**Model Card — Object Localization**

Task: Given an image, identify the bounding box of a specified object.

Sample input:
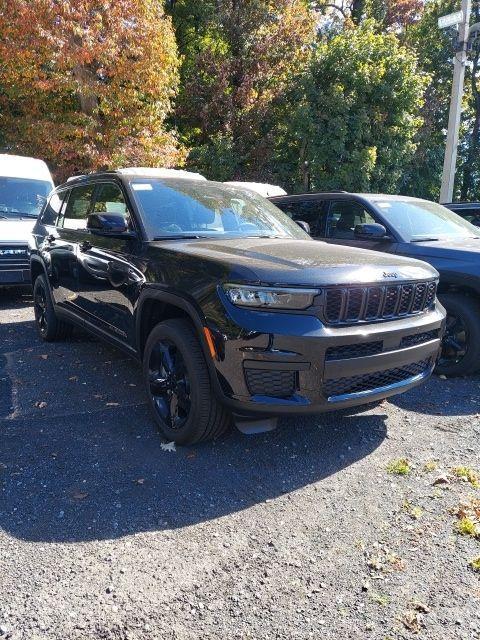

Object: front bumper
[207,297,445,416]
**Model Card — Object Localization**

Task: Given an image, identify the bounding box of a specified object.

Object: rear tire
[143,319,231,445]
[436,293,480,376]
[33,275,72,342]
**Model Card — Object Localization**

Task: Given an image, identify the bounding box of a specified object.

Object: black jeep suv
[271,192,480,377]
[30,170,444,444]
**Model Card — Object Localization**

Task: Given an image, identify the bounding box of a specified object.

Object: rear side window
[40,190,68,226]
[59,184,95,230]
[275,200,326,236]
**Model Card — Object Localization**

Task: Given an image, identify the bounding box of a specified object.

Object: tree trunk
[72,64,99,116]
[350,0,365,24]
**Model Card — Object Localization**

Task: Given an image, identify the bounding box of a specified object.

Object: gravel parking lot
[1,289,480,640]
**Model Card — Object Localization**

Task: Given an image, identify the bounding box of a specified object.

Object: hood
[404,237,480,263]
[0,219,36,243]
[155,237,438,286]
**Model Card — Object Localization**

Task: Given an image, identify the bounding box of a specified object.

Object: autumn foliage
[0,0,182,180]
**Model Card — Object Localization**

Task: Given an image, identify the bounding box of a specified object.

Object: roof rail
[117,167,207,180]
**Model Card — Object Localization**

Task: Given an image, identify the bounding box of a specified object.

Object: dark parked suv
[30,170,444,444]
[444,202,480,227]
[271,192,480,377]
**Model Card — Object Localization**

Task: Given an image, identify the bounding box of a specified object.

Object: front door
[73,182,143,344]
[324,199,397,254]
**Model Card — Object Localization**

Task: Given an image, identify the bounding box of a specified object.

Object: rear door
[47,184,95,309]
[274,198,327,237]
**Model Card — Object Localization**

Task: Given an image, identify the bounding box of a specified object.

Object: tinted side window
[92,183,131,226]
[275,200,325,236]
[40,190,68,226]
[326,200,376,239]
[60,185,95,230]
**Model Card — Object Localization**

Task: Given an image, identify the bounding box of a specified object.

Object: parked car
[271,191,480,376]
[0,154,54,288]
[443,202,480,227]
[30,170,444,444]
[224,181,287,197]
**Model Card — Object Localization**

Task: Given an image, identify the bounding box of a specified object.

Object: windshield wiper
[410,238,440,243]
[152,234,203,240]
[243,235,286,239]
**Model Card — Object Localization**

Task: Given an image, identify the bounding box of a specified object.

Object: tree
[274,22,427,193]
[0,0,182,180]
[168,0,316,181]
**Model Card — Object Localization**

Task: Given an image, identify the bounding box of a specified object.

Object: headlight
[223,284,320,310]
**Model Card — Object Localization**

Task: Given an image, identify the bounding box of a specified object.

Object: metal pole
[439,0,472,203]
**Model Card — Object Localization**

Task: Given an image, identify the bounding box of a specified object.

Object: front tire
[33,275,72,341]
[436,293,480,376]
[143,319,231,445]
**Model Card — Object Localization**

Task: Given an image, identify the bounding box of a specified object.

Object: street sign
[438,10,464,29]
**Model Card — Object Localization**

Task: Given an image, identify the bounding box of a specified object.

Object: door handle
[79,240,92,252]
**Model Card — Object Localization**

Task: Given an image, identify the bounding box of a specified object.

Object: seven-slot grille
[324,280,437,325]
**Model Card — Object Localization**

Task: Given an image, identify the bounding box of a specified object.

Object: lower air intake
[324,358,431,399]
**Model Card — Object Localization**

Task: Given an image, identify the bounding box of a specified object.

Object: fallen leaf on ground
[106,402,119,407]
[69,376,78,382]
[72,491,88,500]
[402,610,422,632]
[412,600,430,614]
[34,401,47,409]
[161,441,176,453]
[134,478,145,485]
[39,354,48,360]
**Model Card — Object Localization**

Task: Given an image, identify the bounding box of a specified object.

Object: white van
[0,154,54,287]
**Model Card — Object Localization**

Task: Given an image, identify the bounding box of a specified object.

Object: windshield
[129,179,308,240]
[0,177,52,218]
[372,199,480,241]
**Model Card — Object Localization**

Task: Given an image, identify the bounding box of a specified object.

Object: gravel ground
[1,289,480,640]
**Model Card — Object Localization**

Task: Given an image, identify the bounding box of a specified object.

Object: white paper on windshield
[377,202,391,208]
[132,183,153,191]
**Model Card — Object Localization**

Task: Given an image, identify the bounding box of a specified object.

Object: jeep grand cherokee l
[272,192,480,377]
[30,169,445,445]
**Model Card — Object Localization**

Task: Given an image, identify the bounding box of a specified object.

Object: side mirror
[296,220,311,235]
[354,222,389,241]
[87,213,129,235]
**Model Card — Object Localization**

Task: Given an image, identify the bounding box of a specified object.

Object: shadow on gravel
[0,405,387,543]
[390,372,480,417]
[0,292,389,543]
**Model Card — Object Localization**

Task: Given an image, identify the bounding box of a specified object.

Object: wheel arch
[135,288,216,367]
[30,256,48,287]
[437,273,480,300]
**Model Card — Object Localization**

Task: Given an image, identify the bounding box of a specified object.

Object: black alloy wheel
[148,339,191,430]
[34,281,48,336]
[438,313,467,368]
[32,274,72,341]
[436,292,480,376]
[142,318,231,444]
